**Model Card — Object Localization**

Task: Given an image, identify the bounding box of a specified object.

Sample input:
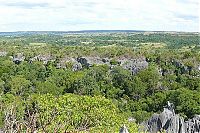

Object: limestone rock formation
[13,53,25,64]
[30,54,54,64]
[140,113,160,133]
[56,57,77,69]
[72,62,82,71]
[77,57,105,67]
[77,56,149,74]
[119,57,148,74]
[55,57,83,71]
[119,125,129,133]
[185,115,200,133]
[102,58,110,64]
[140,101,200,133]
[172,59,194,75]
[198,65,200,71]
[0,51,7,57]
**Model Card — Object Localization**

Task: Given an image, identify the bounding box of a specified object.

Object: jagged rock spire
[139,101,200,133]
[119,124,129,133]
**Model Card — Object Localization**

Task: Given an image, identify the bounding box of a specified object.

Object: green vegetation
[1,93,138,132]
[0,32,199,132]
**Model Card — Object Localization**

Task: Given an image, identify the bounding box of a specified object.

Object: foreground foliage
[0,93,138,132]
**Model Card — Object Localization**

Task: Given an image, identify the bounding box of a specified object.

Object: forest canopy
[0,32,199,132]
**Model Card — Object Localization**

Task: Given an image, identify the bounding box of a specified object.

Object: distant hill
[0,30,146,36]
[0,30,197,37]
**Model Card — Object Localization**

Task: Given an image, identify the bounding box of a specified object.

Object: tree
[168,88,200,118]
[35,80,63,95]
[129,76,147,100]
[1,93,138,132]
[0,79,5,94]
[8,75,31,96]
[137,65,160,95]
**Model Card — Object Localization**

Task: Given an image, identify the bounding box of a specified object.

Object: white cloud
[0,0,199,32]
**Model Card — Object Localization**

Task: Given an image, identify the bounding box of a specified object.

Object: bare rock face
[13,53,25,64]
[56,57,83,71]
[75,56,149,74]
[77,57,105,67]
[172,59,194,74]
[30,54,54,64]
[119,125,129,133]
[140,101,200,133]
[143,113,160,132]
[197,65,200,71]
[119,57,148,74]
[72,62,82,71]
[185,115,200,133]
[0,51,7,57]
[102,58,110,64]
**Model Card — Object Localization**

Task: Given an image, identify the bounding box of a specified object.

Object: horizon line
[0,30,199,33]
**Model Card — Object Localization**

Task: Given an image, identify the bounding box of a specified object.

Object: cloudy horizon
[0,0,199,32]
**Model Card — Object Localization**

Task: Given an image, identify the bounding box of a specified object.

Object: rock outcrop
[30,54,54,64]
[29,55,149,73]
[0,51,7,57]
[139,101,200,133]
[77,57,105,67]
[56,57,83,71]
[119,57,148,74]
[185,115,200,133]
[119,125,129,133]
[197,65,200,71]
[12,53,25,64]
[77,56,148,74]
[72,62,82,71]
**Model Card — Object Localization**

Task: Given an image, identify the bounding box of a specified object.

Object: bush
[1,93,138,132]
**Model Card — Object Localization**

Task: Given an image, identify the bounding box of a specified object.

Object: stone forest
[0,31,199,132]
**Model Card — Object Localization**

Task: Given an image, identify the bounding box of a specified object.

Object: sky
[0,0,199,32]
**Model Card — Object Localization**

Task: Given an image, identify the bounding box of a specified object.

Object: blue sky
[0,0,199,32]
